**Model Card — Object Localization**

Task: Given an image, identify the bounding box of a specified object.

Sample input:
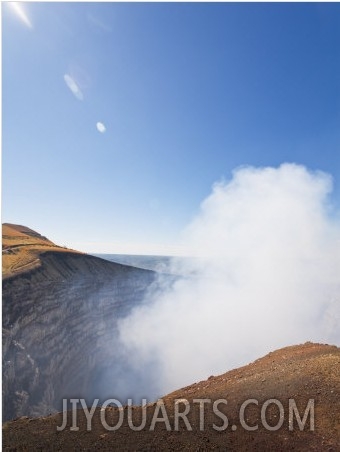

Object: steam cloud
[118,163,340,399]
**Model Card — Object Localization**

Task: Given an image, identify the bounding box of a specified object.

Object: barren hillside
[3,342,340,451]
[2,223,81,279]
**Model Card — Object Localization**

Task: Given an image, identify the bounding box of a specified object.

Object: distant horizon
[85,244,189,257]
[2,220,189,256]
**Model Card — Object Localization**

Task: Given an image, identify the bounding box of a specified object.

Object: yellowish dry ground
[2,223,81,279]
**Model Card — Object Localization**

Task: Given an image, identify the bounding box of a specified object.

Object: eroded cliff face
[2,251,158,421]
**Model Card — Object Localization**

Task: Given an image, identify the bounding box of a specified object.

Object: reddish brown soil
[3,342,340,451]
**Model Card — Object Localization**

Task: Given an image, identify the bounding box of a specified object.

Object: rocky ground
[3,342,340,451]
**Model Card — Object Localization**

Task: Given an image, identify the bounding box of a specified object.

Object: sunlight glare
[9,2,33,29]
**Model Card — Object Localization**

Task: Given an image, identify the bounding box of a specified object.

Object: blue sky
[2,2,340,254]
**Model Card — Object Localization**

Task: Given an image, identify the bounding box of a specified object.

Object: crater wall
[2,252,158,421]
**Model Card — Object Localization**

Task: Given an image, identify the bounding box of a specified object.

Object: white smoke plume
[118,163,340,398]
